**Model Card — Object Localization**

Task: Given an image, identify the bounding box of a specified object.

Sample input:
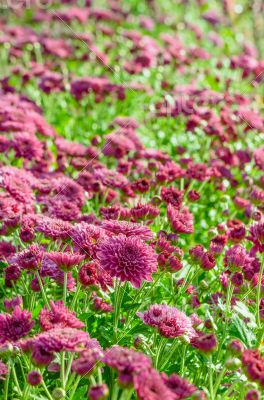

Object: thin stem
[119,388,134,400]
[71,282,81,310]
[213,367,226,398]
[113,280,125,341]
[68,375,81,400]
[41,380,53,400]
[160,338,179,370]
[11,363,22,396]
[61,352,65,390]
[208,356,214,400]
[97,367,103,385]
[36,272,50,309]
[154,337,167,369]
[65,353,75,387]
[111,382,119,400]
[180,343,187,375]
[3,360,10,400]
[63,272,68,304]
[256,256,264,327]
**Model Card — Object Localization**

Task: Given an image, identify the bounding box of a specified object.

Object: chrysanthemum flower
[138,304,196,339]
[103,346,152,387]
[4,296,22,312]
[97,235,157,288]
[36,217,72,240]
[39,300,84,331]
[88,384,109,400]
[167,205,194,234]
[47,251,85,271]
[102,220,153,241]
[191,332,217,353]
[0,306,34,344]
[224,245,247,271]
[134,368,175,400]
[27,370,42,386]
[162,372,198,399]
[17,244,43,271]
[72,347,103,376]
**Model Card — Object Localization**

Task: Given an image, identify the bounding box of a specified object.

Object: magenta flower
[88,384,109,400]
[0,306,34,344]
[103,346,152,386]
[134,368,175,400]
[72,347,103,376]
[138,304,196,339]
[4,296,22,312]
[249,222,264,252]
[102,220,153,241]
[167,205,194,234]
[191,333,217,353]
[47,251,85,271]
[162,372,197,399]
[224,245,247,271]
[27,370,42,386]
[97,235,157,288]
[36,217,72,240]
[17,244,43,271]
[39,300,84,331]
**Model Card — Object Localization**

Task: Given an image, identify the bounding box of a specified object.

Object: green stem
[213,367,226,398]
[71,282,81,310]
[36,272,50,309]
[41,380,53,400]
[154,337,167,369]
[68,375,81,400]
[11,363,22,396]
[256,256,264,327]
[3,361,10,400]
[111,383,119,400]
[180,343,187,375]
[119,388,134,400]
[208,356,214,400]
[63,271,68,304]
[160,338,179,370]
[113,280,125,341]
[65,353,75,387]
[61,352,65,390]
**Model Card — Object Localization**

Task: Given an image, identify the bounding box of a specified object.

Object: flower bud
[27,371,42,386]
[52,388,66,399]
[225,357,241,371]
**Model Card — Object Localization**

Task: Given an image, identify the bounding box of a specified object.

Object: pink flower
[139,304,196,339]
[88,384,109,400]
[17,244,43,271]
[200,252,216,270]
[39,300,84,331]
[134,368,175,400]
[0,361,8,376]
[162,372,197,399]
[224,245,247,270]
[27,370,42,386]
[102,220,153,241]
[191,333,217,353]
[161,186,183,208]
[167,205,194,234]
[97,235,157,288]
[249,222,264,252]
[47,251,85,271]
[4,296,22,312]
[36,217,72,240]
[103,346,152,387]
[72,347,103,375]
[0,306,34,344]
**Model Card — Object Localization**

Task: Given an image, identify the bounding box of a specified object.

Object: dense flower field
[0,0,263,399]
